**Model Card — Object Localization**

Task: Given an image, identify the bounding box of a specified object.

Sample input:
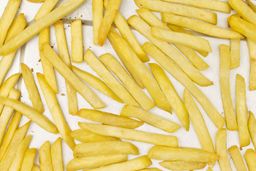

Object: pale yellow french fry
[134,0,217,24]
[108,30,171,111]
[167,24,196,37]
[0,0,86,55]
[42,44,105,109]
[183,90,214,152]
[20,148,37,171]
[207,167,213,171]
[79,123,178,147]
[138,168,161,171]
[160,161,206,170]
[120,105,180,133]
[77,109,143,129]
[71,20,84,63]
[162,13,243,39]
[236,74,250,147]
[34,0,59,20]
[88,156,152,171]
[67,154,128,171]
[84,49,138,106]
[142,42,224,128]
[92,0,103,45]
[71,129,119,143]
[228,146,247,171]
[72,66,121,102]
[28,0,45,2]
[32,165,40,171]
[9,136,32,171]
[128,16,213,87]
[248,112,256,149]
[39,141,53,171]
[216,129,232,171]
[244,149,256,171]
[51,138,64,171]
[230,39,240,69]
[219,45,237,130]
[74,141,139,157]
[0,0,22,46]
[99,53,154,110]
[37,73,75,149]
[148,146,218,163]
[248,39,256,90]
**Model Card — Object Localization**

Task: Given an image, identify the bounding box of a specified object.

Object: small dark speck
[31,68,34,72]
[61,93,65,96]
[38,59,41,62]
[51,45,54,48]
[89,46,92,49]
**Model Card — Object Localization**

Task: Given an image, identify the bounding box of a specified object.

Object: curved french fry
[39,141,53,171]
[228,146,247,171]
[20,148,37,171]
[160,161,206,170]
[51,138,64,171]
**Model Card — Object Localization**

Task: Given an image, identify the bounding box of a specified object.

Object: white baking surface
[0,0,255,170]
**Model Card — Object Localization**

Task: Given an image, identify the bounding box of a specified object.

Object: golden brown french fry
[37,73,75,149]
[0,0,86,55]
[84,49,138,106]
[219,45,237,130]
[216,129,232,171]
[230,39,240,69]
[160,161,206,170]
[244,149,256,171]
[79,123,178,147]
[128,16,213,87]
[248,39,256,90]
[120,105,180,133]
[51,138,64,171]
[77,109,143,129]
[71,20,84,63]
[236,74,250,147]
[183,89,214,152]
[228,146,247,171]
[72,66,121,102]
[99,53,154,110]
[74,141,139,157]
[88,156,152,171]
[9,136,32,171]
[142,42,224,128]
[92,0,103,45]
[42,44,105,109]
[248,112,256,149]
[20,148,37,171]
[134,0,216,24]
[34,0,59,20]
[138,168,161,171]
[67,154,128,171]
[39,141,53,171]
[162,13,243,39]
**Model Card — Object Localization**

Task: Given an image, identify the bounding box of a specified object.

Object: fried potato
[246,0,256,12]
[32,165,40,171]
[20,148,37,171]
[92,0,103,45]
[248,39,256,90]
[230,39,240,69]
[244,149,256,170]
[27,0,45,2]
[39,141,53,171]
[138,168,161,171]
[160,161,206,170]
[51,138,64,171]
[248,112,256,149]
[71,20,84,63]
[34,0,59,20]
[228,146,247,171]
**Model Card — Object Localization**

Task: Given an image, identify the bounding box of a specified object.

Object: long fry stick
[247,39,256,90]
[92,0,103,45]
[228,146,247,171]
[20,148,37,171]
[244,149,256,170]
[34,0,59,20]
[51,138,64,171]
[248,112,256,149]
[39,141,53,171]
[230,39,240,69]
[160,161,206,170]
[71,20,84,63]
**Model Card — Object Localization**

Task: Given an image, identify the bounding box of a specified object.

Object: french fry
[20,148,37,171]
[244,149,256,171]
[248,112,256,149]
[9,136,32,171]
[51,138,64,171]
[79,123,178,147]
[74,141,138,157]
[120,105,180,133]
[0,0,86,55]
[230,39,240,69]
[71,20,84,63]
[216,129,232,171]
[148,146,218,163]
[128,16,213,87]
[207,167,213,171]
[99,53,154,110]
[246,0,256,12]
[72,66,121,102]
[34,0,59,20]
[98,0,122,45]
[39,141,53,171]
[88,156,152,171]
[37,73,75,149]
[219,45,237,130]
[183,90,214,152]
[139,168,161,171]
[32,165,40,171]
[84,49,138,106]
[150,64,189,129]
[247,39,256,90]
[92,0,103,45]
[160,161,206,170]
[108,30,171,111]
[162,13,242,39]
[142,42,224,128]
[42,44,105,109]
[77,109,143,129]
[67,154,128,171]
[28,0,45,2]
[236,74,250,147]
[134,0,217,24]
[228,146,247,171]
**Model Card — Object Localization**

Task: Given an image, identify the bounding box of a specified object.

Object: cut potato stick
[37,73,75,149]
[77,109,143,129]
[88,156,152,171]
[142,42,224,128]
[228,146,247,171]
[134,0,216,24]
[74,141,138,157]
[39,141,53,171]
[42,44,105,109]
[34,0,59,20]
[32,165,40,171]
[236,74,250,147]
[99,53,154,110]
[92,0,103,45]
[160,161,206,170]
[51,138,64,171]
[108,30,171,111]
[72,66,121,102]
[248,39,256,90]
[128,16,213,87]
[120,105,180,133]
[248,112,256,149]
[20,148,37,171]
[219,45,237,130]
[0,0,85,55]
[247,0,256,12]
[79,123,178,147]
[162,13,242,39]
[71,20,84,63]
[84,49,138,106]
[244,149,256,170]
[183,90,214,152]
[230,39,240,69]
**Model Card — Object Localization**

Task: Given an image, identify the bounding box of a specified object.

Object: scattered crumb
[61,93,65,96]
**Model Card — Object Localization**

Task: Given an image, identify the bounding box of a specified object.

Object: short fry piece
[248,39,256,90]
[228,146,247,171]
[160,161,206,170]
[244,149,256,171]
[20,148,37,171]
[230,39,240,69]
[39,141,53,171]
[34,0,59,20]
[71,20,84,63]
[92,0,103,45]
[51,138,64,171]
[248,112,256,149]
